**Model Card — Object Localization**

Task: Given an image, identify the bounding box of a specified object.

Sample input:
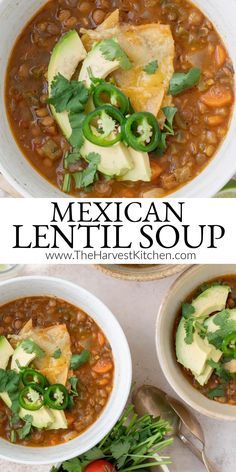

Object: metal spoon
[133,385,217,472]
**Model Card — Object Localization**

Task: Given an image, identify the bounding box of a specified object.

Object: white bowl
[0,0,236,197]
[0,276,132,464]
[156,264,236,421]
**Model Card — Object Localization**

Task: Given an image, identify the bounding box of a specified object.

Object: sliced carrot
[206,115,224,126]
[98,332,105,347]
[200,85,233,107]
[98,378,109,386]
[150,160,162,182]
[92,359,113,374]
[215,45,226,68]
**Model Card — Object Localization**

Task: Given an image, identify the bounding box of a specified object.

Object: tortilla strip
[81,16,175,117]
[81,9,120,51]
[9,321,72,386]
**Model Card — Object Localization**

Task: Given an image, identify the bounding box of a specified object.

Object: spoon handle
[178,433,217,472]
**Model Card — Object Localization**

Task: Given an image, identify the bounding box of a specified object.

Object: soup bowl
[0,0,236,197]
[0,276,132,464]
[156,264,236,421]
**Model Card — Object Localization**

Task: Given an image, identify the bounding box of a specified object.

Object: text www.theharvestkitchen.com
[45,250,197,262]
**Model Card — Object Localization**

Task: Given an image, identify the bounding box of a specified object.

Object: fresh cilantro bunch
[53,405,173,472]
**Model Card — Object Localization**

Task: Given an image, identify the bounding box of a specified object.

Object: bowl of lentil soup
[0,0,235,197]
[0,275,132,464]
[156,265,236,421]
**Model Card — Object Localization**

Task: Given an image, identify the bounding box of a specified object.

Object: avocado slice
[192,285,230,318]
[118,148,151,182]
[11,340,37,373]
[0,392,54,429]
[80,139,133,177]
[48,410,68,430]
[195,347,222,386]
[0,336,14,370]
[48,30,87,138]
[176,285,230,379]
[79,41,120,88]
[176,321,213,376]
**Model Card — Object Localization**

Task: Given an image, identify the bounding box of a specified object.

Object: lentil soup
[0,296,114,446]
[5,0,235,197]
[174,276,236,405]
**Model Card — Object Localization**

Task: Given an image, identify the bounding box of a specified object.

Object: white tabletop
[0,264,235,472]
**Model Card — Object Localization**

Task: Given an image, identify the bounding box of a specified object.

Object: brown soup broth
[0,296,114,446]
[174,276,236,405]
[5,0,235,197]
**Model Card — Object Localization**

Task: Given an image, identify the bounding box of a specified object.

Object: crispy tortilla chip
[81,9,119,51]
[10,321,72,385]
[81,18,175,117]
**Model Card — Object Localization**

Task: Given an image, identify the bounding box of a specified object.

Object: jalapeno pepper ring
[222,332,236,358]
[123,111,161,152]
[19,385,45,411]
[93,84,130,116]
[21,368,48,388]
[44,384,69,410]
[83,105,124,147]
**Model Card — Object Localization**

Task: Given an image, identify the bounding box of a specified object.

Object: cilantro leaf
[18,415,33,440]
[162,107,177,134]
[70,350,90,370]
[69,376,78,396]
[50,468,58,472]
[207,320,236,350]
[169,67,201,96]
[207,386,225,399]
[64,150,81,169]
[182,303,195,319]
[111,439,131,468]
[100,39,132,70]
[83,447,104,462]
[53,348,62,359]
[73,153,101,189]
[184,319,195,345]
[213,309,230,327]
[68,112,86,149]
[207,359,234,382]
[62,458,82,472]
[21,339,45,359]
[48,74,89,113]
[144,60,158,75]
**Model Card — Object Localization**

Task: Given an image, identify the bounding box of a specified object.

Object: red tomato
[85,460,116,472]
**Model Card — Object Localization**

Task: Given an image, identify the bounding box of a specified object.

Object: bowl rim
[155,265,236,421]
[0,275,132,464]
[0,0,236,198]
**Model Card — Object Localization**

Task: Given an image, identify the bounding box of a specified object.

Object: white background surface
[0,264,235,472]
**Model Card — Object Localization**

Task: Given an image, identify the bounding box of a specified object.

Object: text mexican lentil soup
[0,296,114,446]
[5,0,235,197]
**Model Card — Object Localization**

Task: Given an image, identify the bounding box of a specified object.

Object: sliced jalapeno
[123,111,160,152]
[93,83,130,115]
[83,105,124,147]
[21,368,48,388]
[19,385,45,411]
[222,332,236,358]
[44,384,69,410]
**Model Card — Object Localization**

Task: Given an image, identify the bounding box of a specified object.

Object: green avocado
[176,285,230,381]
[80,138,133,177]
[79,41,120,87]
[11,341,37,373]
[118,148,151,182]
[48,30,87,138]
[0,336,14,370]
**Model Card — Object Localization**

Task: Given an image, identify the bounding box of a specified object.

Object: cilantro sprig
[100,39,132,71]
[182,303,196,345]
[70,350,90,370]
[168,67,201,96]
[21,339,45,359]
[156,106,177,155]
[53,405,172,472]
[48,74,89,114]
